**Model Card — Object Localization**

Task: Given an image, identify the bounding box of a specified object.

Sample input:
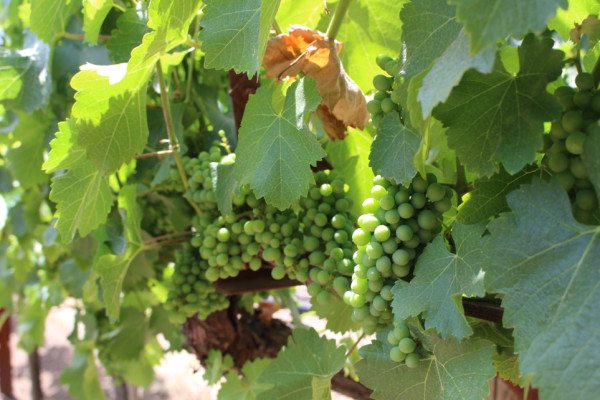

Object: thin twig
[325,0,352,40]
[345,333,366,358]
[145,230,193,245]
[61,31,111,42]
[134,149,174,159]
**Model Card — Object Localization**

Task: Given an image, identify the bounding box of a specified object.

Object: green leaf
[325,127,374,217]
[449,0,567,53]
[418,30,495,118]
[235,78,325,209]
[219,358,272,400]
[83,0,114,44]
[369,113,421,186]
[548,0,600,40]
[6,112,50,188]
[310,296,361,333]
[356,332,495,400]
[200,0,280,75]
[392,223,486,340]
[582,127,600,198]
[400,0,462,81]
[60,341,106,400]
[99,307,147,360]
[433,35,563,177]
[211,162,239,215]
[30,0,79,43]
[0,34,51,112]
[204,349,235,385]
[457,166,541,224]
[258,328,346,400]
[43,119,86,173]
[107,7,149,63]
[483,179,600,400]
[96,186,145,320]
[49,164,113,242]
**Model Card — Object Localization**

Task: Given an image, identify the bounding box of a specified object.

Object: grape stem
[156,61,203,216]
[325,0,352,40]
[345,332,366,358]
[61,31,111,42]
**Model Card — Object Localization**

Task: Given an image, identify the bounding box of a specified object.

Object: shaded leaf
[219,358,272,400]
[83,0,114,44]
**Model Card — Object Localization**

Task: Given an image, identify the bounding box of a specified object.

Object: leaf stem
[133,149,174,159]
[272,20,283,35]
[345,332,366,357]
[278,289,305,327]
[325,0,352,40]
[61,31,111,42]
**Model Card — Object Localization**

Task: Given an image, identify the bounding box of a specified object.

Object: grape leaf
[457,166,541,224]
[99,307,147,360]
[49,164,113,242]
[210,162,239,215]
[257,328,346,400]
[6,112,50,188]
[0,33,51,112]
[392,223,486,340]
[582,127,600,199]
[418,30,495,118]
[30,0,80,43]
[219,358,272,400]
[200,0,280,75]
[433,35,563,177]
[107,7,149,63]
[43,120,86,173]
[483,179,600,400]
[325,127,374,217]
[310,296,361,333]
[369,113,420,186]
[449,0,567,53]
[356,331,494,400]
[83,0,113,43]
[401,0,462,81]
[234,78,325,209]
[548,0,600,40]
[96,185,145,320]
[60,341,106,400]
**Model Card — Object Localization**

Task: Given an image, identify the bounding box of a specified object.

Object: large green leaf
[356,331,495,400]
[433,35,563,177]
[106,7,149,63]
[369,113,420,186]
[392,223,486,340]
[219,358,272,400]
[400,0,462,81]
[60,341,106,400]
[457,166,541,224]
[201,0,280,75]
[49,164,113,241]
[234,78,325,209]
[483,179,600,400]
[310,296,361,333]
[449,0,567,53]
[257,328,346,400]
[418,30,495,118]
[0,34,51,112]
[83,0,114,43]
[30,0,80,43]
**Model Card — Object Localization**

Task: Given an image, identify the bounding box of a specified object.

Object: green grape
[390,347,406,362]
[547,152,569,173]
[405,353,420,368]
[374,225,391,241]
[550,123,568,140]
[387,330,400,345]
[555,86,576,110]
[575,190,598,211]
[352,228,371,246]
[398,337,417,353]
[398,203,415,218]
[565,131,586,155]
[367,99,382,114]
[272,265,286,280]
[417,210,437,230]
[573,91,593,109]
[575,72,595,91]
[591,93,600,113]
[373,74,393,91]
[384,59,400,76]
[376,54,394,70]
[555,171,575,191]
[562,110,584,133]
[570,157,588,179]
[381,97,396,113]
[396,225,414,241]
[426,183,446,202]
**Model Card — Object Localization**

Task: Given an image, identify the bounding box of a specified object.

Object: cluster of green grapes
[545,72,599,224]
[302,170,355,305]
[386,320,421,367]
[184,142,224,211]
[344,174,452,333]
[367,54,402,128]
[165,245,229,323]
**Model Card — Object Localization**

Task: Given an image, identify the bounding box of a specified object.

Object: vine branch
[326,0,352,40]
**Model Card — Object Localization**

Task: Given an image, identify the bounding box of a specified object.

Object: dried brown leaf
[263,25,368,140]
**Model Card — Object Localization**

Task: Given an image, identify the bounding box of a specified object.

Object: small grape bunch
[544,72,599,224]
[386,319,422,367]
[165,246,229,323]
[184,142,224,212]
[367,54,402,128]
[344,174,453,333]
[301,170,356,305]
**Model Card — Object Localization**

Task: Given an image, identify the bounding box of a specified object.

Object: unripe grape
[562,110,584,133]
[398,337,417,353]
[381,97,396,113]
[570,157,588,179]
[374,225,391,241]
[398,203,415,218]
[373,74,393,91]
[390,347,406,362]
[548,152,569,173]
[367,99,382,114]
[565,131,586,155]
[376,54,394,70]
[405,353,420,368]
[575,190,598,211]
[575,72,595,91]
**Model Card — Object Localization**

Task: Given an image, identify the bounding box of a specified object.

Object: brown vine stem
[345,332,366,358]
[145,230,193,245]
